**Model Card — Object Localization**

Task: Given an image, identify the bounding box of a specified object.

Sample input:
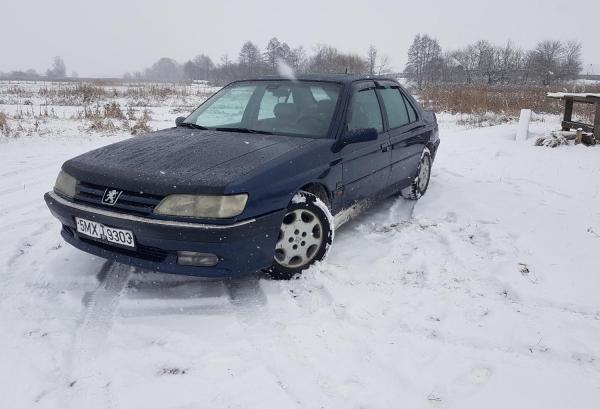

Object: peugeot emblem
[102,188,123,205]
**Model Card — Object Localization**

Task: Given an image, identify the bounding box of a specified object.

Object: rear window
[379,88,410,129]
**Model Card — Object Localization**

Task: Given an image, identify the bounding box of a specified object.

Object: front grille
[79,236,169,262]
[75,181,163,216]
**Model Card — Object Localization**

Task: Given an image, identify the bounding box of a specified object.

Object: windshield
[184,81,341,138]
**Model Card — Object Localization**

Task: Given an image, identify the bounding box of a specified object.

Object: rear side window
[347,89,383,133]
[404,94,418,123]
[379,88,410,129]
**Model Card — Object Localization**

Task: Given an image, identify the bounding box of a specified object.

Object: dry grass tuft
[0,112,8,130]
[131,110,152,135]
[88,118,118,133]
[39,83,107,105]
[103,102,125,119]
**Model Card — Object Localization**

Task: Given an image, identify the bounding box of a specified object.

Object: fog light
[177,251,218,266]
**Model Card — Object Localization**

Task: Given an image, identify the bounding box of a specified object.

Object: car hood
[63,127,312,195]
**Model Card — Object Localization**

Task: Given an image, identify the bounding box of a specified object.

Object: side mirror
[344,128,378,145]
[175,116,186,127]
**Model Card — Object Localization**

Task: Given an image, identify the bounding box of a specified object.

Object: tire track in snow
[224,278,307,408]
[0,161,56,178]
[62,261,132,409]
[0,198,46,215]
[0,182,46,197]
[0,222,55,305]
[3,222,53,268]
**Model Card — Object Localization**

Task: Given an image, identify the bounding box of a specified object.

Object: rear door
[377,83,427,189]
[341,81,391,206]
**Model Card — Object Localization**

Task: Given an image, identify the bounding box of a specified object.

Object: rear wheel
[267,191,334,280]
[401,148,432,200]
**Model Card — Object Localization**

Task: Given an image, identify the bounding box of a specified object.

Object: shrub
[131,110,152,135]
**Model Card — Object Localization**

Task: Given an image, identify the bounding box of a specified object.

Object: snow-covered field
[1,83,600,409]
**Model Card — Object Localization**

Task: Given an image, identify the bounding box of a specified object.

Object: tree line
[0,56,76,80]
[405,34,583,88]
[123,38,392,84]
[0,36,586,86]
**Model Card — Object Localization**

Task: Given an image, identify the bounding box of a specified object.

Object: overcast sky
[1,0,599,77]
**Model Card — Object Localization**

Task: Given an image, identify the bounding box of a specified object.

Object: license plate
[75,217,136,248]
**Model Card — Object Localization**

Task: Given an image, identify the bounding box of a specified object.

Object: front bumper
[44,191,284,277]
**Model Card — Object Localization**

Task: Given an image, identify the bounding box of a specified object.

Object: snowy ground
[1,91,600,408]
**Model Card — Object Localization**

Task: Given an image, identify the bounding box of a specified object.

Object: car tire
[266,191,334,280]
[401,147,432,200]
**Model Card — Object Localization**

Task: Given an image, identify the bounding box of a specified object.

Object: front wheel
[401,148,432,200]
[266,191,334,280]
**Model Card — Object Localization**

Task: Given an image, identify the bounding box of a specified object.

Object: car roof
[241,73,399,84]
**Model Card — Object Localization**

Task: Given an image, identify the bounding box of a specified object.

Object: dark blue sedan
[45,75,440,279]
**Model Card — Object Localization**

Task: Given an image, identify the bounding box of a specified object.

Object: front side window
[347,89,383,133]
[380,87,410,129]
[184,81,341,138]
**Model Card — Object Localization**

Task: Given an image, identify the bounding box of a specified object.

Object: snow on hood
[63,127,309,196]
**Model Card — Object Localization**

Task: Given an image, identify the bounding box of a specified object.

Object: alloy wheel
[274,208,323,268]
[418,154,431,191]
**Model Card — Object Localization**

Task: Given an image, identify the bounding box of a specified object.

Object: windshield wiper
[215,127,273,135]
[179,122,208,130]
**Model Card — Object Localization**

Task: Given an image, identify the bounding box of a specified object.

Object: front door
[378,84,427,189]
[341,82,391,206]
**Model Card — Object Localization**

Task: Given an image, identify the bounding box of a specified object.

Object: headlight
[54,170,77,198]
[154,194,248,218]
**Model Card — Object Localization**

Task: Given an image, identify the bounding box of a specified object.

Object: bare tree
[46,56,66,78]
[308,44,368,74]
[473,40,498,84]
[405,34,442,88]
[145,57,182,81]
[367,45,377,75]
[308,44,340,73]
[265,37,282,72]
[496,41,525,84]
[183,54,214,81]
[239,41,263,75]
[561,40,583,80]
[336,53,369,74]
[377,54,392,75]
[287,46,306,72]
[528,40,564,84]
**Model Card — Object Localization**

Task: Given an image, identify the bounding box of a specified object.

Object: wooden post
[593,102,600,141]
[562,97,574,131]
